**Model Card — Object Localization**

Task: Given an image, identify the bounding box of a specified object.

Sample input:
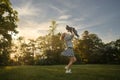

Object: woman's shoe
[65,69,72,74]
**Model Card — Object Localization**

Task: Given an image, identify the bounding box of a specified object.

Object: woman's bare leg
[67,56,76,69]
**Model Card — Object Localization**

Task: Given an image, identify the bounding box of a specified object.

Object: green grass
[0,65,120,80]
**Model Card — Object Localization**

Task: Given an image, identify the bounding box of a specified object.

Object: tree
[115,39,120,63]
[49,20,58,36]
[75,30,104,63]
[36,33,66,65]
[35,21,69,65]
[103,39,120,64]
[0,0,18,65]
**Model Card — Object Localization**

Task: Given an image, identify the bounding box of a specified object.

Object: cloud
[73,17,85,22]
[11,0,120,43]
[58,15,71,20]
[17,20,51,38]
[49,5,67,14]
[57,20,69,24]
[17,20,68,39]
[15,1,40,17]
[12,1,49,39]
[56,0,78,9]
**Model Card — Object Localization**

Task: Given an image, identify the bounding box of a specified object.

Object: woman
[60,25,77,73]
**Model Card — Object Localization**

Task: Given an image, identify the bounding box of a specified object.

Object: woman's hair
[66,25,79,37]
[60,33,66,40]
[66,25,72,32]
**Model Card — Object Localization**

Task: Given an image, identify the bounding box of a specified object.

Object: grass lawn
[0,65,120,80]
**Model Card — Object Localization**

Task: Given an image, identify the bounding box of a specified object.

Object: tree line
[0,0,120,66]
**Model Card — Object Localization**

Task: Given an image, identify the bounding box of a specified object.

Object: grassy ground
[0,65,120,80]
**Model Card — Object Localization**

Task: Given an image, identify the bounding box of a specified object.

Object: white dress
[61,33,74,57]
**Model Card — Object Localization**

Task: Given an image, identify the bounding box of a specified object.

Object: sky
[10,0,120,43]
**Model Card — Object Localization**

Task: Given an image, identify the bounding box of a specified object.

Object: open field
[0,65,120,80]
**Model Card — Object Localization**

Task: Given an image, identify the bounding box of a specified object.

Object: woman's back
[64,33,74,48]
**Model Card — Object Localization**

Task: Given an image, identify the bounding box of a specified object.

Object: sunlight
[5,66,13,70]
[10,53,15,60]
[17,21,51,39]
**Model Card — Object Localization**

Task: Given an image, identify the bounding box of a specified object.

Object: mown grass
[0,65,120,80]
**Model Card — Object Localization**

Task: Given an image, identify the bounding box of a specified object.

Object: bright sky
[11,0,120,43]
